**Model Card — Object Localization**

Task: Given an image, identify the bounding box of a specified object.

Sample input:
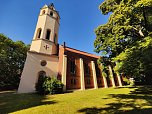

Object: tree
[94,0,152,84]
[0,34,29,90]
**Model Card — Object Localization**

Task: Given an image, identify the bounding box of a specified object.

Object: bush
[123,77,130,85]
[35,76,64,95]
[123,77,136,86]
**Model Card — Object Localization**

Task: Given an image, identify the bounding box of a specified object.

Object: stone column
[108,65,116,87]
[80,58,85,90]
[91,61,98,89]
[100,64,108,88]
[62,55,67,92]
[117,73,122,87]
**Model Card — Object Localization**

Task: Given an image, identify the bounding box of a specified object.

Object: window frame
[36,28,42,39]
[42,10,45,15]
[70,59,76,74]
[84,62,90,76]
[86,79,91,85]
[71,79,76,85]
[50,11,53,16]
[46,29,51,40]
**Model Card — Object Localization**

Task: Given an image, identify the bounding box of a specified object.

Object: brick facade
[58,45,123,91]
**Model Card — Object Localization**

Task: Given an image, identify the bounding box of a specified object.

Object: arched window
[46,29,51,40]
[50,11,53,16]
[54,34,57,44]
[42,10,45,15]
[36,28,42,39]
[37,71,46,82]
[38,71,46,77]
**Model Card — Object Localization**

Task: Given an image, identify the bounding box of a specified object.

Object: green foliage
[35,76,64,95]
[98,57,110,78]
[114,36,152,83]
[102,72,107,77]
[95,0,152,84]
[95,0,152,57]
[123,77,130,85]
[0,34,29,90]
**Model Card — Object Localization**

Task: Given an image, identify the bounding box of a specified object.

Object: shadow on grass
[0,91,57,114]
[78,86,152,114]
[78,107,152,114]
[114,86,137,89]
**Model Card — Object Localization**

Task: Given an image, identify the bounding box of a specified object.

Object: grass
[1,86,152,114]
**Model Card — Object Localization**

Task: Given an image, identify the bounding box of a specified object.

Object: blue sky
[0,0,109,55]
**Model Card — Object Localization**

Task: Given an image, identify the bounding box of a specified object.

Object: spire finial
[49,3,54,8]
[63,42,66,48]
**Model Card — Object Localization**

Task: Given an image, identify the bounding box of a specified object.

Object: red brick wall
[84,61,94,89]
[65,48,98,90]
[58,45,64,80]
[114,75,119,86]
[96,64,104,88]
[58,46,120,90]
[107,77,113,87]
[66,57,81,90]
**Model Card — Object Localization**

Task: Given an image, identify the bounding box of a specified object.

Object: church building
[18,4,123,93]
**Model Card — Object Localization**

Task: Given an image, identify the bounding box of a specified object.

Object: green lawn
[1,86,152,114]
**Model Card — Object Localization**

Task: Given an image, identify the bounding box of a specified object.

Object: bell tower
[30,3,60,55]
[18,3,60,93]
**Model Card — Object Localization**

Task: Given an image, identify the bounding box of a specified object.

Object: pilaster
[117,73,122,87]
[103,76,108,88]
[108,65,116,87]
[100,64,108,88]
[91,61,98,89]
[62,55,67,92]
[80,58,85,90]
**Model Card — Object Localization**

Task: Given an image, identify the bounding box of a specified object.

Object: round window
[40,60,47,66]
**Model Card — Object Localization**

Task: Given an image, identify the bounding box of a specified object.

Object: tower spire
[49,3,54,7]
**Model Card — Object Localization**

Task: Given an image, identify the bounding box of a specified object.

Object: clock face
[40,60,47,66]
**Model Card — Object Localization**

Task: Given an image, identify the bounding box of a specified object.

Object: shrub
[123,77,130,85]
[49,77,64,94]
[35,76,64,95]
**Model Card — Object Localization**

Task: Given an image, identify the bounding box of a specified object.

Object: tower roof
[48,3,54,8]
[41,3,55,10]
[41,3,60,18]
